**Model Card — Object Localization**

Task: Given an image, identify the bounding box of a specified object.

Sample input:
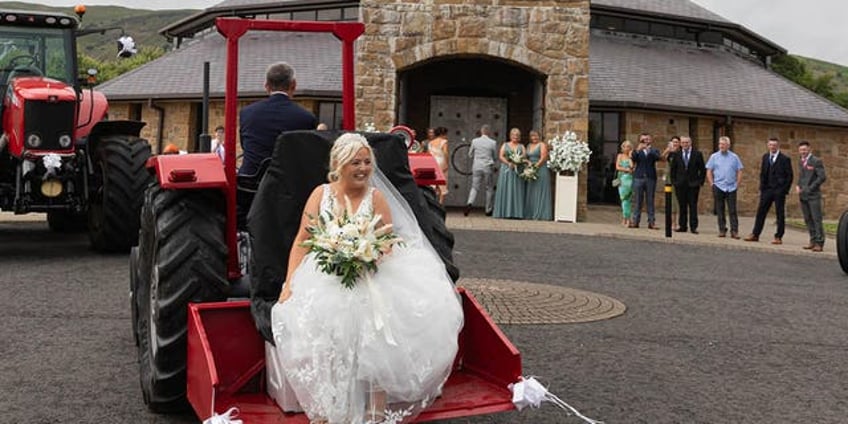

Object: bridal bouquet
[301,197,404,289]
[548,131,591,173]
[519,163,539,181]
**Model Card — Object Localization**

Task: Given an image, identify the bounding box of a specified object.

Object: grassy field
[0,1,198,61]
[797,55,848,97]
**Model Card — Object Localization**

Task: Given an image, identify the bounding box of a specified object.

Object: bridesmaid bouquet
[301,197,404,289]
[507,149,526,169]
[519,163,539,181]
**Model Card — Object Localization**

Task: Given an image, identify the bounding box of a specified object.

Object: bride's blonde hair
[327,133,377,182]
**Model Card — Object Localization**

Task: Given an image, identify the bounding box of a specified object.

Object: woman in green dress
[523,130,552,220]
[616,140,635,227]
[493,128,526,219]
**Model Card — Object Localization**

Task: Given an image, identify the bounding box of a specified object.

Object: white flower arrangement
[519,163,539,181]
[301,196,404,289]
[547,131,591,173]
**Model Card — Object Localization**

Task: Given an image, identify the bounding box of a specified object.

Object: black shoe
[690,230,699,234]
[674,228,688,233]
[485,210,493,217]
[463,204,471,217]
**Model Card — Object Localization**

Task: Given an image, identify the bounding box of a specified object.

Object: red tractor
[0,8,151,251]
[131,17,520,422]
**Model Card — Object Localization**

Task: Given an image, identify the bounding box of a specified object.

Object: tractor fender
[85,120,146,155]
[75,89,110,140]
[146,153,229,191]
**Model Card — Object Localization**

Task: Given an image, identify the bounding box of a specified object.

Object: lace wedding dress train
[269,184,464,423]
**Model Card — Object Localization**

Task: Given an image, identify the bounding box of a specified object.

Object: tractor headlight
[26,133,42,148]
[58,134,72,148]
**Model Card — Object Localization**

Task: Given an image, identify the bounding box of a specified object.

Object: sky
[27,0,848,66]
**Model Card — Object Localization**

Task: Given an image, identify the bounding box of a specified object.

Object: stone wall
[357,0,591,218]
[109,98,319,153]
[624,110,848,219]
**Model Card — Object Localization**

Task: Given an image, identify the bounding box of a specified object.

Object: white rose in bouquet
[548,131,591,173]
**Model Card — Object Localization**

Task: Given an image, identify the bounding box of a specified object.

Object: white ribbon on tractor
[202,407,242,424]
[509,376,604,424]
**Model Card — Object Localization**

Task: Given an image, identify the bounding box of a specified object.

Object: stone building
[98,0,848,219]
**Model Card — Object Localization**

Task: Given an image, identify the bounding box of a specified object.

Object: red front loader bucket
[186,288,521,422]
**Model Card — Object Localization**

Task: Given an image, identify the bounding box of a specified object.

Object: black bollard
[665,184,673,238]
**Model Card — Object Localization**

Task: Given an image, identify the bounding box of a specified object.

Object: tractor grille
[24,100,75,151]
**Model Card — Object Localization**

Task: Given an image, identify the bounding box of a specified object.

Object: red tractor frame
[132,17,521,422]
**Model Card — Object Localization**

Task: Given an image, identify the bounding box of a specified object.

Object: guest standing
[493,128,526,219]
[705,136,744,239]
[796,140,827,252]
[630,133,661,229]
[465,124,498,216]
[744,137,793,244]
[524,130,552,221]
[662,136,681,230]
[669,136,706,233]
[615,141,635,227]
[428,127,450,204]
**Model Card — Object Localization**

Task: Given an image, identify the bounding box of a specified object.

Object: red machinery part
[186,288,521,422]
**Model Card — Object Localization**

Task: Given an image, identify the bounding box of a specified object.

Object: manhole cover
[457,278,626,325]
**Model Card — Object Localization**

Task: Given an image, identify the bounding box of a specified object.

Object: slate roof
[591,0,729,24]
[96,31,342,99]
[589,33,848,127]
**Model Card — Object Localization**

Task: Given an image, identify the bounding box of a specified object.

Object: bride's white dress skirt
[270,245,464,423]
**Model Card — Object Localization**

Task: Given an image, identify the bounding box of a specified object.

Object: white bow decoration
[117,35,137,58]
[509,377,604,424]
[202,407,243,424]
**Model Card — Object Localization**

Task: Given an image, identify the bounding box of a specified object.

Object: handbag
[611,177,621,188]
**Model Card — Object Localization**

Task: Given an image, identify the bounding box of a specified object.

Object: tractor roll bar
[216,17,365,279]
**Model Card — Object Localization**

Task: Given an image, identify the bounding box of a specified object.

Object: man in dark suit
[629,133,661,229]
[239,62,318,177]
[744,137,793,244]
[796,140,827,252]
[669,135,706,233]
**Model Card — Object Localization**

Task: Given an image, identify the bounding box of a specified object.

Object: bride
[270,133,464,423]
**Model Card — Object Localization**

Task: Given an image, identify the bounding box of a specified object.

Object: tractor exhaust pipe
[197,61,211,153]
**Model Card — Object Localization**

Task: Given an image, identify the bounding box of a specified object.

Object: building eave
[160,0,357,39]
[590,4,787,56]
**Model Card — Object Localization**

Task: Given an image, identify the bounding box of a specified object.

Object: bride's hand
[278,288,292,303]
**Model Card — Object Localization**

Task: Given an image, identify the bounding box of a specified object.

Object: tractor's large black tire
[837,210,848,274]
[247,130,459,344]
[47,210,87,232]
[89,135,152,252]
[135,185,228,413]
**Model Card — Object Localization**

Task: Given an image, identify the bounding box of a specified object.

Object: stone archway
[355,0,591,217]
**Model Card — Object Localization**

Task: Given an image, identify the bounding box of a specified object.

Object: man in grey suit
[796,140,827,252]
[465,124,498,216]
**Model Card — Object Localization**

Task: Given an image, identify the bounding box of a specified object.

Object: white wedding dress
[269,178,464,423]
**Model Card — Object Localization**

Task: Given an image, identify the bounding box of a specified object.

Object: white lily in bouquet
[519,163,539,181]
[506,148,527,170]
[301,196,404,289]
[548,131,591,173]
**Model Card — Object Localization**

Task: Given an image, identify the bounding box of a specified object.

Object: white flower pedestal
[554,171,578,222]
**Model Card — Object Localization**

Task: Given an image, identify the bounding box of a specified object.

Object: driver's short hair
[265,62,294,92]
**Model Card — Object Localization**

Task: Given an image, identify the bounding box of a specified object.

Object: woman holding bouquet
[493,127,527,219]
[523,130,552,220]
[270,133,463,424]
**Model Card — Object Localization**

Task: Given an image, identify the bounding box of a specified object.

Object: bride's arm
[372,189,393,227]
[279,186,324,303]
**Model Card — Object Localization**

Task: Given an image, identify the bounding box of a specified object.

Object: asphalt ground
[1,220,847,423]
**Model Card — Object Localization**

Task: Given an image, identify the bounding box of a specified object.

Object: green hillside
[797,55,848,95]
[0,1,198,61]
